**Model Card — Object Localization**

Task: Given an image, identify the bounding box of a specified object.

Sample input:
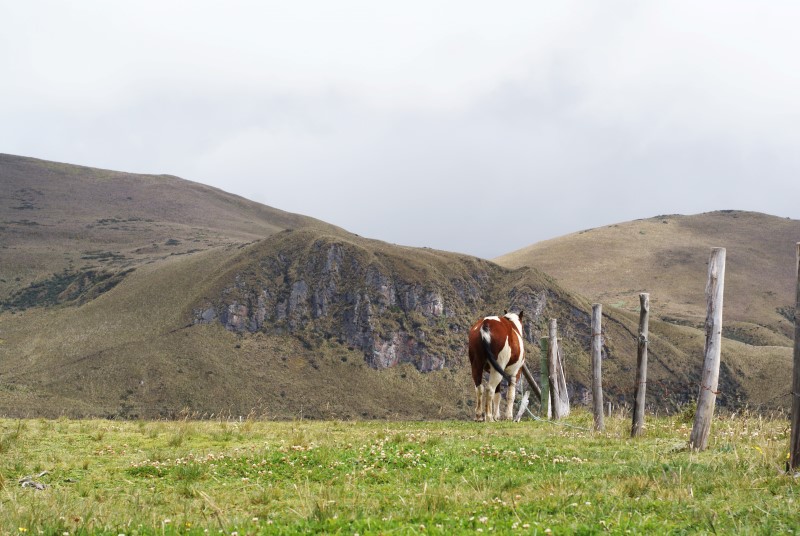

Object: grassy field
[0,410,797,535]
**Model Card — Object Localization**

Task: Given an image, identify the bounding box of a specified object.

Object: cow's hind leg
[493,391,502,421]
[474,383,485,421]
[503,379,517,420]
[485,370,506,422]
[483,382,496,422]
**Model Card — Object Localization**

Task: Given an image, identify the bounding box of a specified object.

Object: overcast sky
[2,1,799,258]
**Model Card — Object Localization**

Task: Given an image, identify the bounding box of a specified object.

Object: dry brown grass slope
[0,244,474,419]
[0,220,714,419]
[495,211,797,411]
[1,155,548,418]
[0,156,793,417]
[496,211,800,347]
[0,153,334,301]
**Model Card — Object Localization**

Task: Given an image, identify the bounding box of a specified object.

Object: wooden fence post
[591,304,604,431]
[790,243,800,470]
[547,320,560,419]
[555,344,570,418]
[520,364,542,404]
[548,319,570,419]
[540,337,551,418]
[631,293,650,437]
[690,247,726,451]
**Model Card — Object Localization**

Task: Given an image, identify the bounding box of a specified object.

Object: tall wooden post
[555,345,570,418]
[591,304,604,431]
[790,243,800,470]
[540,337,551,418]
[631,293,650,438]
[547,320,560,419]
[548,319,570,419]
[690,247,726,451]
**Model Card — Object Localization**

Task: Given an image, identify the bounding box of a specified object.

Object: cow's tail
[481,320,511,383]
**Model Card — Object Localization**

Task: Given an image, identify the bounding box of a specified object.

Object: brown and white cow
[468,310,525,422]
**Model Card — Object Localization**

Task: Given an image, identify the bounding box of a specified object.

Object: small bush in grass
[167,432,184,447]
[174,464,206,483]
[677,401,696,423]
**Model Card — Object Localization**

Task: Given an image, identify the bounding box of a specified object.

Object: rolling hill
[495,211,800,348]
[0,153,331,303]
[0,155,794,418]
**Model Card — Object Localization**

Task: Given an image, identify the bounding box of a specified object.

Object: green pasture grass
[0,410,797,535]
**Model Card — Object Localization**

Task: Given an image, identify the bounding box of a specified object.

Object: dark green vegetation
[2,268,134,310]
[0,154,795,418]
[1,414,797,534]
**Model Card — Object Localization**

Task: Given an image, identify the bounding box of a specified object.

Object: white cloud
[2,1,799,257]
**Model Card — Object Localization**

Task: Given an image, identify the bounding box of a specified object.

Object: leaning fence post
[631,293,650,437]
[591,304,604,431]
[520,364,542,404]
[690,247,726,451]
[790,243,800,470]
[540,337,551,418]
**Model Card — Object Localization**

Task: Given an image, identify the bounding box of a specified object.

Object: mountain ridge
[0,155,794,417]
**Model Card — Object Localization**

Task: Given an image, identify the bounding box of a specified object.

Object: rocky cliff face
[193,231,551,372]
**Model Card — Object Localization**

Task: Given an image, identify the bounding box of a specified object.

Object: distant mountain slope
[0,153,331,303]
[5,215,763,420]
[0,158,793,417]
[496,211,800,348]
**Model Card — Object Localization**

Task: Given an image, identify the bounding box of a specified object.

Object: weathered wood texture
[631,293,650,438]
[555,345,570,418]
[547,320,560,419]
[520,364,542,403]
[790,243,800,470]
[548,319,570,419]
[591,304,604,431]
[690,248,726,451]
[540,337,551,418]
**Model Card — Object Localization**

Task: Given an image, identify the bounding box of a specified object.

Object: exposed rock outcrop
[194,231,553,373]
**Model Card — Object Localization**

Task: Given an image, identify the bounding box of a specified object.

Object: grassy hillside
[496,211,800,346]
[1,219,790,418]
[0,221,628,419]
[0,155,549,418]
[495,211,799,411]
[0,245,477,420]
[0,157,794,418]
[0,153,330,303]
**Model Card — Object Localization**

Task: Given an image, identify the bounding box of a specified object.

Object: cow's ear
[518,310,524,320]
